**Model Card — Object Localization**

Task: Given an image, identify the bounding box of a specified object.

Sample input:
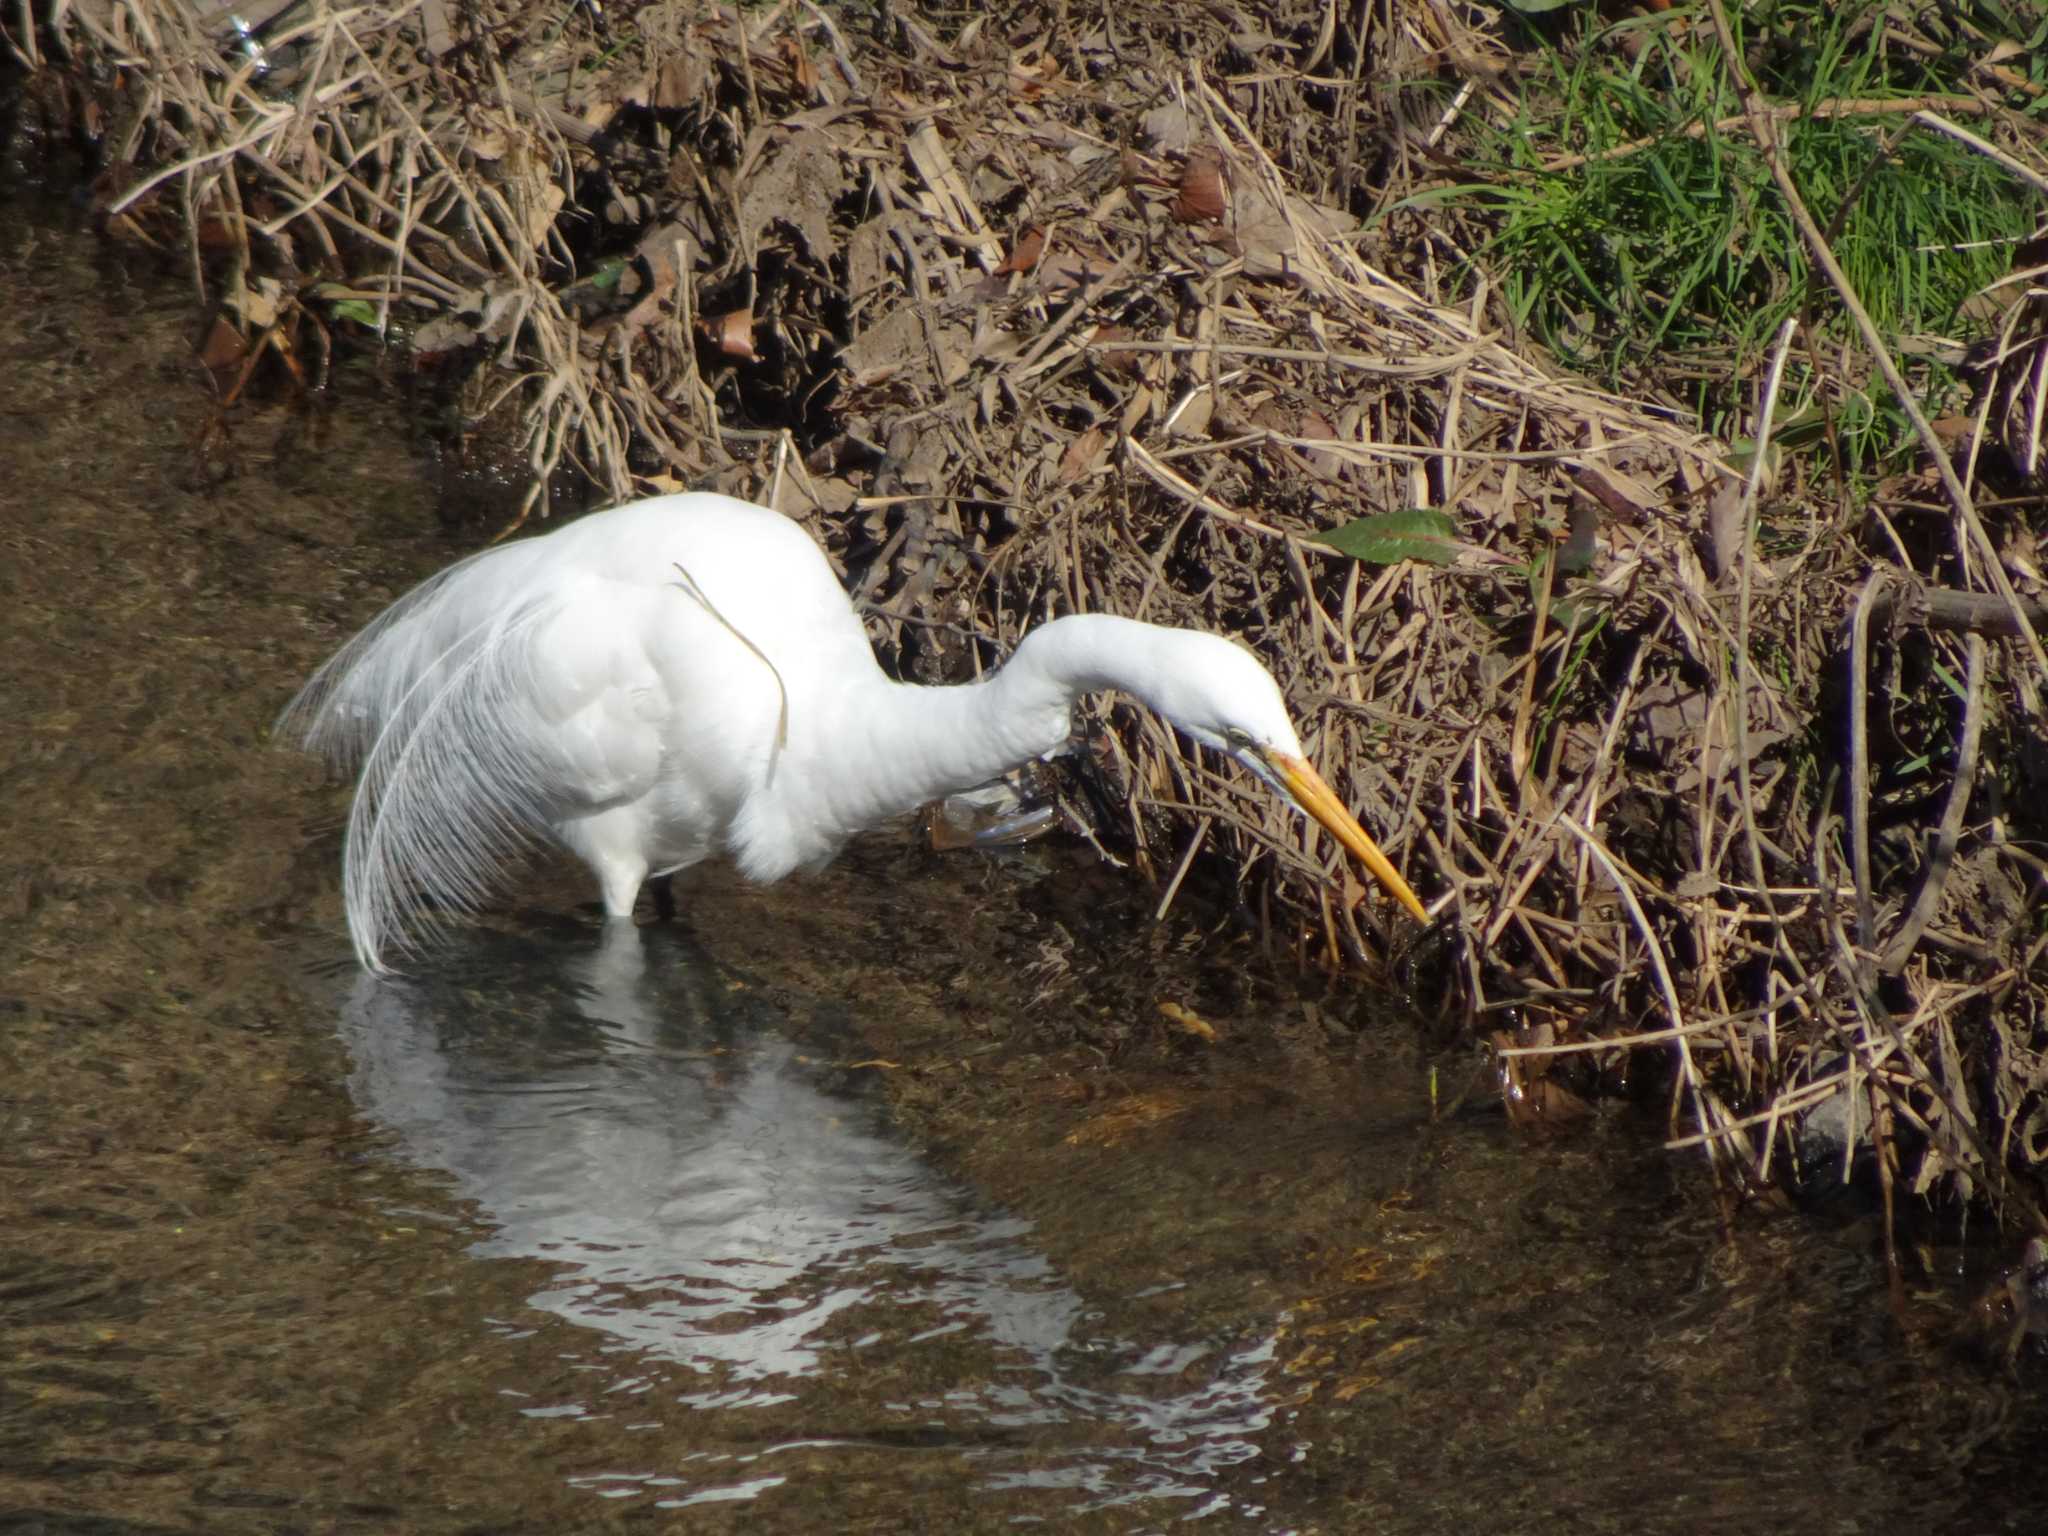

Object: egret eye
[1224,726,1254,751]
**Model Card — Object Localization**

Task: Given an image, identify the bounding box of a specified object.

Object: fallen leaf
[781,35,819,94]
[197,315,247,375]
[994,225,1046,275]
[1087,324,1145,377]
[739,125,849,259]
[698,308,757,361]
[521,179,564,251]
[1142,102,1192,154]
[1172,147,1227,224]
[1165,386,1215,438]
[1234,180,1357,279]
[1313,508,1463,566]
[1057,425,1108,484]
[410,311,479,355]
[651,51,707,110]
[1491,1026,1594,1132]
[1037,242,1117,292]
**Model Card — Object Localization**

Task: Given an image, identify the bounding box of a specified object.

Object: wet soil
[5,185,2048,1535]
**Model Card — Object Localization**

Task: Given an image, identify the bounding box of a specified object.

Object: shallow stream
[4,183,2045,1535]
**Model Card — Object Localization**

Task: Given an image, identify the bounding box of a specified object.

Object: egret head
[1137,629,1429,923]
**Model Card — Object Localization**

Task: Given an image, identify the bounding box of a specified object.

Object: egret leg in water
[281,492,1426,969]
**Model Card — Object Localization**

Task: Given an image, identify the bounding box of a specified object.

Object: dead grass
[17,0,2048,1246]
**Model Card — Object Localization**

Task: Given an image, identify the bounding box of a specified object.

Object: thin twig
[1846,573,1887,977]
[1879,634,1987,974]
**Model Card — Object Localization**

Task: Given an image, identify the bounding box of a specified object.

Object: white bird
[282,493,1426,969]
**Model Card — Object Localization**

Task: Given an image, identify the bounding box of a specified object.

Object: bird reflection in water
[338,922,1284,1515]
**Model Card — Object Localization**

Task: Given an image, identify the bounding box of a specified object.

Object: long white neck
[747,615,1160,875]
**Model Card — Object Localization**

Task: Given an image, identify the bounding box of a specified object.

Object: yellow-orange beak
[1268,752,1428,922]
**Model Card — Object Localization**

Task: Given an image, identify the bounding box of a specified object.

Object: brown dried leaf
[1235,181,1356,279]
[1491,1027,1594,1132]
[651,51,707,110]
[1172,147,1227,224]
[1165,387,1215,439]
[197,315,247,375]
[842,306,925,390]
[738,126,849,260]
[1301,409,1344,482]
[781,35,819,95]
[1142,102,1192,154]
[994,225,1046,276]
[1088,324,1145,377]
[1037,244,1117,293]
[1704,480,1745,581]
[698,308,757,361]
[1571,464,1658,524]
[1057,425,1108,484]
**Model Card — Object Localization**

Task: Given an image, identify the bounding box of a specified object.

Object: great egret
[283,492,1426,969]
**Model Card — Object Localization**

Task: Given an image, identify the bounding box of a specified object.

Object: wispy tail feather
[279,557,569,970]
[277,550,504,771]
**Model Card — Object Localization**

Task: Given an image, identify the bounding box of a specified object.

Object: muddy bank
[5,187,2048,1535]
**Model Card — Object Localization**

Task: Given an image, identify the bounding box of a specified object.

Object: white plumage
[283,493,1425,969]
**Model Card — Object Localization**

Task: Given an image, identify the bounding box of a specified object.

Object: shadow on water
[333,921,1285,1525]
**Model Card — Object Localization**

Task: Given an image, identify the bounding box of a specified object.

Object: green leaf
[1312,507,1461,566]
[327,298,380,327]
